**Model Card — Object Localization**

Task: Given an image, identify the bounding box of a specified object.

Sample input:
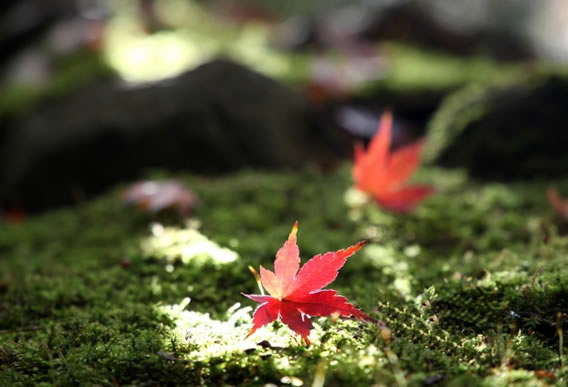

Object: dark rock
[424,73,568,180]
[0,58,350,211]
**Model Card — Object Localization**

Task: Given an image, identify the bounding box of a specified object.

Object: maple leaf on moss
[352,110,434,212]
[242,221,371,345]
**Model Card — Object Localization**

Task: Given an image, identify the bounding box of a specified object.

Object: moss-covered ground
[1,165,567,386]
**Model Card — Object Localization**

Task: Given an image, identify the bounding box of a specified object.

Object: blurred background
[2,0,568,214]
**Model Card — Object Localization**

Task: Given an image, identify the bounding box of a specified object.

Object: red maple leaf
[352,110,434,212]
[243,221,371,345]
[547,186,568,220]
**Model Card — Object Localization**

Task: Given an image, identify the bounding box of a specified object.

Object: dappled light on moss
[141,222,238,266]
[344,187,370,222]
[363,244,414,299]
[3,167,568,384]
[158,298,343,353]
[103,1,211,82]
[153,297,382,383]
[105,27,203,82]
[157,299,258,360]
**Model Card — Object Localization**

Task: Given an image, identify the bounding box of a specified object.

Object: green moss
[377,43,525,93]
[1,166,568,385]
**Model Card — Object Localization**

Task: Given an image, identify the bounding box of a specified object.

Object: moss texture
[1,165,567,385]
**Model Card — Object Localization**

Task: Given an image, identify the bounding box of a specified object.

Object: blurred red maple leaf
[243,221,371,345]
[1,206,25,224]
[352,110,434,212]
[547,186,568,220]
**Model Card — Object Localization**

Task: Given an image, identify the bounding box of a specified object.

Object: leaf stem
[248,265,264,295]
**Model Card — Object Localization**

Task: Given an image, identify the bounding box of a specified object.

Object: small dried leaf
[122,180,197,217]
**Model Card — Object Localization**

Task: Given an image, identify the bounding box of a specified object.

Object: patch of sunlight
[229,24,291,78]
[361,225,382,240]
[357,344,384,368]
[363,244,414,299]
[229,238,239,248]
[244,319,329,350]
[150,276,162,295]
[157,299,321,365]
[141,222,238,266]
[477,270,527,288]
[485,369,540,386]
[103,0,298,83]
[344,187,370,222]
[158,299,256,359]
[344,187,370,208]
[344,186,400,226]
[403,244,421,258]
[104,18,206,83]
[280,376,304,386]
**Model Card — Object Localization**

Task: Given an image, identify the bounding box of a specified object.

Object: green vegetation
[375,43,525,93]
[423,68,568,165]
[1,165,567,385]
[0,50,114,118]
[0,23,523,119]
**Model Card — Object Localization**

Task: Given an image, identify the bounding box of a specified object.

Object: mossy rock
[424,70,568,179]
[1,165,568,385]
[0,58,351,212]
